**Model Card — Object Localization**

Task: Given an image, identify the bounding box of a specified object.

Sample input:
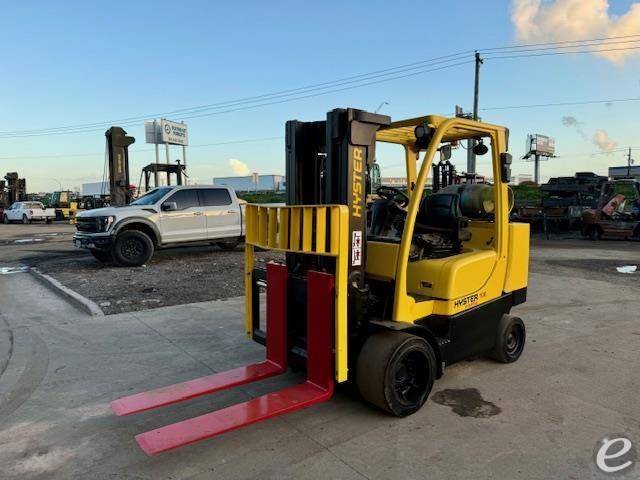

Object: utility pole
[467,51,483,174]
[627,147,634,178]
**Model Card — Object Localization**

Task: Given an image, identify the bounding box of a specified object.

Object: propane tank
[440,184,514,217]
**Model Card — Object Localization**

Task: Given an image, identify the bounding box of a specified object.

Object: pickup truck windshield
[131,187,172,206]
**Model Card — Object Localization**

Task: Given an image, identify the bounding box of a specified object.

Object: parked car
[73,185,246,266]
[2,201,56,224]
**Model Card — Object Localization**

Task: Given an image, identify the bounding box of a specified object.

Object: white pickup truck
[73,185,246,266]
[2,202,56,224]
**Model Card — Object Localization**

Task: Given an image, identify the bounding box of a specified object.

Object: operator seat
[413,193,471,258]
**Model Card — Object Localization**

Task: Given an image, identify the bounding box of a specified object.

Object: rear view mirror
[439,144,452,161]
[500,153,512,183]
[161,201,178,211]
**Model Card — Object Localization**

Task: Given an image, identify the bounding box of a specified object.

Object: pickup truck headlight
[97,215,115,232]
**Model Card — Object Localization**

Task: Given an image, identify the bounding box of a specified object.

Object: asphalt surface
[0,226,638,478]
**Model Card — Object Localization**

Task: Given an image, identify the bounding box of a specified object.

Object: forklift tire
[90,249,113,263]
[357,331,436,417]
[112,230,154,267]
[490,315,525,364]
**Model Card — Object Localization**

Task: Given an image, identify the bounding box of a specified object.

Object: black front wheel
[2,215,8,224]
[357,331,436,417]
[490,315,526,363]
[112,230,154,267]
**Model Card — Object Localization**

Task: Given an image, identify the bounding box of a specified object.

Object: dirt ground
[0,221,637,314]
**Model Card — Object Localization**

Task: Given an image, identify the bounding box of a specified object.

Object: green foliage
[511,185,542,205]
[239,192,286,204]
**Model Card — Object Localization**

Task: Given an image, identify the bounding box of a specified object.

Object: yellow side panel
[504,222,530,292]
[407,249,497,299]
[365,241,399,280]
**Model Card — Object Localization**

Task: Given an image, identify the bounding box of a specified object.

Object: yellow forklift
[49,190,82,221]
[112,109,530,454]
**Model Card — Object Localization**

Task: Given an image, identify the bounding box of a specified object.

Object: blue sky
[1,0,639,191]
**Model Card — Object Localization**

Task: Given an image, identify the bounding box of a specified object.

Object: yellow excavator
[112,109,530,455]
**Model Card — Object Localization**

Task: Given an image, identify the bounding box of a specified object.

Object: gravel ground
[38,244,284,314]
[1,222,637,315]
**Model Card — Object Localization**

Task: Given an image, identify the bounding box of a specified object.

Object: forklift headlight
[97,215,115,232]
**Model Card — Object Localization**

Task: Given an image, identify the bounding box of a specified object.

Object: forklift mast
[105,127,135,206]
[286,108,390,283]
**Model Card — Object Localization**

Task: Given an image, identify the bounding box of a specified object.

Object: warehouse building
[609,165,640,182]
[213,174,285,192]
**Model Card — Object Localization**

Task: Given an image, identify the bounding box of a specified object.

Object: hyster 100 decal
[453,293,483,309]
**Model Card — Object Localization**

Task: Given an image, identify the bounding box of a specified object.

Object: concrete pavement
[0,246,639,479]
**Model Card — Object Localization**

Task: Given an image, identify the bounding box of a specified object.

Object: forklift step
[112,264,335,455]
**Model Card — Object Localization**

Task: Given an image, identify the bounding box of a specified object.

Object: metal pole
[628,147,632,178]
[534,154,540,184]
[165,143,171,186]
[182,145,187,179]
[154,120,159,187]
[467,51,482,174]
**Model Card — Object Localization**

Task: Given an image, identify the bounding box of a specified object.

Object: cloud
[561,115,581,127]
[592,129,618,151]
[228,158,251,176]
[511,0,640,65]
[561,115,588,139]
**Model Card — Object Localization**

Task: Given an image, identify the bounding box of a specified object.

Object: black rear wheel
[357,331,436,417]
[490,315,526,363]
[113,230,154,267]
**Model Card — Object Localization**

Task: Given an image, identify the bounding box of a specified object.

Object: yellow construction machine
[112,109,530,454]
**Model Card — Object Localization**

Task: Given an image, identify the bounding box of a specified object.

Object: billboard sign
[161,119,188,146]
[144,119,189,145]
[527,134,555,157]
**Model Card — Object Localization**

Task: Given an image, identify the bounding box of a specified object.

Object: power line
[480,33,640,51]
[482,96,640,111]
[0,59,473,138]
[484,45,640,60]
[4,33,640,139]
[0,53,473,138]
[0,136,283,160]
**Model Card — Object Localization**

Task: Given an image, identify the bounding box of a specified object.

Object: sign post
[145,119,189,186]
[523,134,556,184]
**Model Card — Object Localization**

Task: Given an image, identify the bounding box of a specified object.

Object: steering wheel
[376,186,409,208]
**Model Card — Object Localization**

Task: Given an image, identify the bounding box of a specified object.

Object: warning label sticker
[352,230,362,266]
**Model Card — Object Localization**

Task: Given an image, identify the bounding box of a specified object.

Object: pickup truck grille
[76,217,100,233]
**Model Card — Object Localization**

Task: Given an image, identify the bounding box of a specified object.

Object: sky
[1,0,640,192]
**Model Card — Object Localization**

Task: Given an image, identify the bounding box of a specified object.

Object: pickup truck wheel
[45,218,53,224]
[216,238,240,251]
[90,249,113,263]
[113,230,154,267]
[22,214,30,225]
[2,215,8,224]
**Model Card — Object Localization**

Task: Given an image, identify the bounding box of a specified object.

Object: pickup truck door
[158,189,207,243]
[6,203,20,221]
[197,188,241,239]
